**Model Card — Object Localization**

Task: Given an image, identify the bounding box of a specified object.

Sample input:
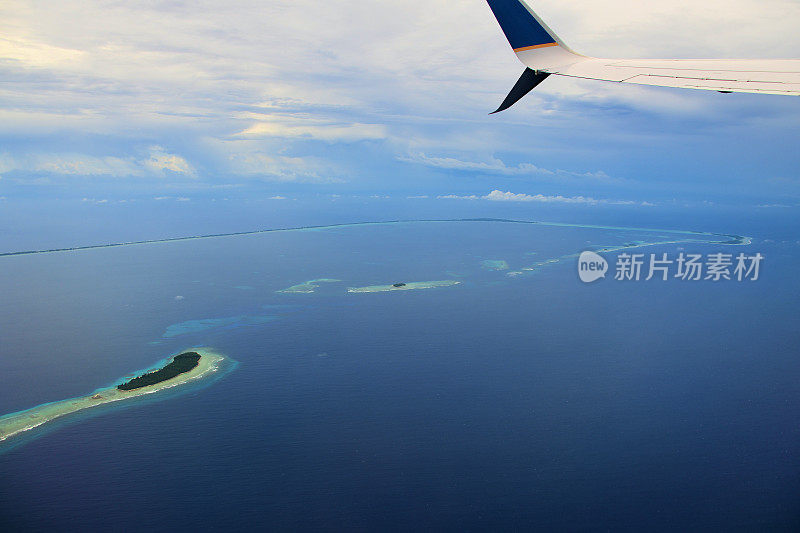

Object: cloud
[436,190,652,206]
[2,1,797,128]
[529,0,800,59]
[402,152,624,184]
[484,189,650,205]
[237,114,387,142]
[0,36,84,68]
[0,148,196,179]
[144,146,195,176]
[1,153,140,177]
[254,83,361,109]
[402,153,554,175]
[227,151,343,183]
[436,194,480,200]
[484,190,599,204]
[38,156,136,176]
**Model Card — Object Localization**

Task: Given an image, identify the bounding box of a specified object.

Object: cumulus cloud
[437,190,652,206]
[437,194,480,200]
[484,189,651,205]
[484,190,601,204]
[144,146,195,176]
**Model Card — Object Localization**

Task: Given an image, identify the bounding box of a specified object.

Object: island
[348,280,460,293]
[277,278,341,294]
[482,259,510,271]
[0,348,230,445]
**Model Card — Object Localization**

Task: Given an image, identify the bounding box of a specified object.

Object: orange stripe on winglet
[513,42,558,52]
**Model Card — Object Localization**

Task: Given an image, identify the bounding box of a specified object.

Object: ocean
[1,208,799,531]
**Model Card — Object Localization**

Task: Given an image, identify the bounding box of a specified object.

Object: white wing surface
[516,47,800,96]
[485,0,800,112]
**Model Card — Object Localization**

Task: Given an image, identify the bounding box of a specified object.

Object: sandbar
[278,278,341,293]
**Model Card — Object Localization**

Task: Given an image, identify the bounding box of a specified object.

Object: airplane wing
[485,0,800,113]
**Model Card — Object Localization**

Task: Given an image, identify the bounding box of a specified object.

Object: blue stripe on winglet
[485,0,556,51]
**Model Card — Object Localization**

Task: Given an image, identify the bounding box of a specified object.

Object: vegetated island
[348,280,460,293]
[0,348,229,445]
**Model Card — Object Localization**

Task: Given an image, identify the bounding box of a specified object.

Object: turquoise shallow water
[162,315,280,338]
[0,218,798,530]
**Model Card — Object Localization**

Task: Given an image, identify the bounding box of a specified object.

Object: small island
[348,280,460,293]
[277,278,341,294]
[482,259,510,271]
[0,348,230,446]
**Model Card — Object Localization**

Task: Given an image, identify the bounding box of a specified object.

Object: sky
[1,0,800,216]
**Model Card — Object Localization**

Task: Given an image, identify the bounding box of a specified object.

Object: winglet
[485,0,564,52]
[486,1,573,112]
[490,68,550,114]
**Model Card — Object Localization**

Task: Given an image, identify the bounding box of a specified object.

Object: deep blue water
[1,217,799,531]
